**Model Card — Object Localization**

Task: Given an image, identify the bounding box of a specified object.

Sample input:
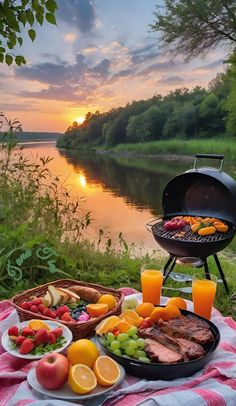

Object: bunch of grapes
[101,326,151,363]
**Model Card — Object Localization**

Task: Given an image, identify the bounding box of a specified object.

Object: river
[17,142,236,254]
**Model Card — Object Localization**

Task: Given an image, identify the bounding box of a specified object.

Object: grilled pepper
[198,226,216,236]
[213,222,228,232]
[191,222,201,233]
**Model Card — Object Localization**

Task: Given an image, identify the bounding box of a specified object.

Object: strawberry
[61,312,72,322]
[16,335,25,346]
[9,335,18,343]
[38,304,46,313]
[34,328,51,345]
[53,327,63,338]
[48,310,56,319]
[43,308,51,317]
[49,332,56,344]
[30,305,39,313]
[20,302,30,310]
[19,338,34,354]
[56,305,70,317]
[8,325,19,336]
[32,298,43,306]
[21,327,35,337]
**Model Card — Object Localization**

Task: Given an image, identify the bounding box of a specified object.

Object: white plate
[27,364,125,401]
[1,319,73,359]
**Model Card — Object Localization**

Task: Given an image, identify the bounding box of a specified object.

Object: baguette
[69,285,101,303]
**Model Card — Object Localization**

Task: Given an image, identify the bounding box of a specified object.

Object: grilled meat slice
[145,338,183,364]
[139,326,205,361]
[175,338,205,360]
[159,314,214,345]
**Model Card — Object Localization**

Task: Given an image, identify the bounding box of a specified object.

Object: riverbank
[110,138,236,160]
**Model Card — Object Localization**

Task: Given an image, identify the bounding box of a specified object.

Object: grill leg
[202,258,210,280]
[213,254,230,294]
[163,256,177,285]
[163,255,174,277]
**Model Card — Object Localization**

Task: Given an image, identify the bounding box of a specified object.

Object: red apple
[36,352,69,390]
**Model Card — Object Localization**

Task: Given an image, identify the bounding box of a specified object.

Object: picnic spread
[1,285,236,406]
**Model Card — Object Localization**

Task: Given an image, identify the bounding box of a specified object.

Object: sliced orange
[28,320,50,331]
[93,356,120,386]
[95,316,121,335]
[166,297,187,310]
[113,320,131,333]
[136,302,155,318]
[87,303,108,318]
[165,304,181,319]
[150,307,169,322]
[68,364,97,394]
[120,310,141,327]
[97,294,117,310]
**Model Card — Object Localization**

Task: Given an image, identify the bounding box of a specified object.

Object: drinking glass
[192,273,217,319]
[141,263,163,305]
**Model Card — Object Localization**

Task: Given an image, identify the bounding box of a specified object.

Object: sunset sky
[1,0,225,133]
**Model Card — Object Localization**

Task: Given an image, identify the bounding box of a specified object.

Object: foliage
[0,0,57,65]
[150,0,236,60]
[58,82,232,149]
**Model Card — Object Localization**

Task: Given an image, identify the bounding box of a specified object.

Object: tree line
[57,66,236,149]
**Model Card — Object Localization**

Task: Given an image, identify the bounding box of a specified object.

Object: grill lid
[162,154,236,224]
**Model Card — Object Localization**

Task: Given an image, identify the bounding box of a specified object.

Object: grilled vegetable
[213,222,228,232]
[198,226,216,236]
[191,223,201,233]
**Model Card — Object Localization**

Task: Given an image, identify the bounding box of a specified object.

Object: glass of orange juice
[192,274,217,319]
[141,263,163,305]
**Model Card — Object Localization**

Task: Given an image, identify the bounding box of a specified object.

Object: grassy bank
[112,138,236,160]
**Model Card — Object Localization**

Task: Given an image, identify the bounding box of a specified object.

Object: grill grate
[152,219,235,243]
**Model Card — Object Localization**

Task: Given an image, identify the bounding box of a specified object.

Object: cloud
[194,59,224,71]
[1,103,38,111]
[138,60,175,76]
[157,76,184,84]
[56,0,96,33]
[91,58,111,79]
[129,43,160,64]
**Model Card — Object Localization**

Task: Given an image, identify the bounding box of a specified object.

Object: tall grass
[113,138,236,160]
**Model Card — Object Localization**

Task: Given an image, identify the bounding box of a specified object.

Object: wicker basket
[11,279,124,340]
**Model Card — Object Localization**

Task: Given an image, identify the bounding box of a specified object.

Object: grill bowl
[97,309,220,380]
[151,218,235,258]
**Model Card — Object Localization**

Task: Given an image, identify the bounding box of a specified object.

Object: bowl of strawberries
[1,319,73,359]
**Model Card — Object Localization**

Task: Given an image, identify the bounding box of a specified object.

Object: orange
[67,339,100,368]
[150,307,169,322]
[113,320,131,333]
[97,294,117,310]
[165,304,181,319]
[93,356,120,386]
[87,303,108,317]
[136,302,155,318]
[166,297,187,310]
[28,320,50,331]
[95,316,121,335]
[68,364,97,394]
[120,310,141,327]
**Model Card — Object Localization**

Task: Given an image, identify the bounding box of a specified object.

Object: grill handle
[146,216,162,233]
[193,154,224,171]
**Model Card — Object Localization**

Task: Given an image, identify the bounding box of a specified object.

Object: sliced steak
[159,314,214,345]
[175,338,205,360]
[145,338,183,364]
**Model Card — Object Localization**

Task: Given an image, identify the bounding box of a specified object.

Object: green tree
[151,1,236,59]
[0,0,57,65]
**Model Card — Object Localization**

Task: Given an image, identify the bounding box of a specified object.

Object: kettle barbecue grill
[147,154,236,294]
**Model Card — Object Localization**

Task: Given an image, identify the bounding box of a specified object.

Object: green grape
[138,356,151,363]
[132,334,138,340]
[125,347,135,356]
[110,340,121,351]
[136,350,146,358]
[127,339,137,349]
[136,338,145,348]
[101,338,109,348]
[117,333,129,342]
[120,341,129,350]
[128,326,138,336]
[107,332,115,343]
[113,349,122,356]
